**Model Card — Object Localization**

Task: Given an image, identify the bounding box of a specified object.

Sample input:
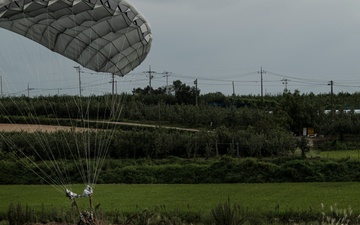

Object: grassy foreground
[1,183,360,215]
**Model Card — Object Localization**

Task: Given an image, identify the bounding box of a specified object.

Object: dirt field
[0,124,88,132]
[0,121,200,133]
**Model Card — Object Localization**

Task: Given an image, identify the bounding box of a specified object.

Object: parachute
[0,0,152,76]
[0,0,152,222]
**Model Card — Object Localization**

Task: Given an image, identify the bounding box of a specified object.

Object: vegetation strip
[1,183,359,214]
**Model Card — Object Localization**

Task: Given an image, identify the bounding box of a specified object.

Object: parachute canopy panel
[0,0,152,76]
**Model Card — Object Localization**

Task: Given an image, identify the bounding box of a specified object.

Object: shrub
[206,199,266,225]
[275,160,324,182]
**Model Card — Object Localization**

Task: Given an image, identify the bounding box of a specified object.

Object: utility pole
[143,65,156,93]
[281,78,290,93]
[194,79,198,106]
[328,80,334,122]
[111,73,115,95]
[258,67,266,104]
[232,81,235,96]
[0,76,2,97]
[73,66,82,96]
[158,101,161,127]
[108,74,118,94]
[27,83,34,98]
[109,73,116,119]
[162,71,171,94]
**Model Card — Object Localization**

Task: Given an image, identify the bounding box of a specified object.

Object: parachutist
[77,195,97,225]
[82,185,93,197]
[66,185,94,199]
[78,210,96,225]
[66,189,79,199]
[66,186,97,225]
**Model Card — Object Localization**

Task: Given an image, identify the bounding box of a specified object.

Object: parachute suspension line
[0,0,152,197]
[91,97,108,188]
[91,94,127,187]
[0,10,77,192]
[39,101,78,187]
[89,97,102,187]
[0,98,72,190]
[90,21,133,179]
[22,128,69,188]
[17,154,66,193]
[83,97,96,186]
[23,102,72,187]
[76,9,103,189]
[0,132,65,194]
[73,129,88,186]
[87,98,105,188]
[85,97,97,186]
[69,95,99,187]
[94,17,131,176]
[68,96,85,184]
[71,1,94,185]
[35,99,78,190]
[1,132,63,192]
[68,96,102,188]
[77,93,123,189]
[64,100,89,187]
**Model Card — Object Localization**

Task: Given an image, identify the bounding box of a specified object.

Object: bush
[5,157,360,184]
[320,162,349,182]
[275,160,324,182]
[206,199,266,225]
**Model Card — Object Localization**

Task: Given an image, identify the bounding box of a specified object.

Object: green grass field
[308,149,360,160]
[319,150,360,160]
[1,183,360,215]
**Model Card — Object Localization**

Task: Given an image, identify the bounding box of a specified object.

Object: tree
[172,80,200,105]
[279,90,319,135]
[200,92,226,107]
[132,86,167,95]
[297,136,310,158]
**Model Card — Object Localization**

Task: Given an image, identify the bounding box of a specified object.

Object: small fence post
[215,140,218,156]
[236,142,239,158]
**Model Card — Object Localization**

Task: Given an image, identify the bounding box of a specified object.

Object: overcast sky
[1,0,360,97]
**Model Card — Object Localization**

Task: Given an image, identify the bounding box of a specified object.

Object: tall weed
[319,203,355,225]
[206,199,250,225]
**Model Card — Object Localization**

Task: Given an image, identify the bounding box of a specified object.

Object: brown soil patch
[0,124,88,133]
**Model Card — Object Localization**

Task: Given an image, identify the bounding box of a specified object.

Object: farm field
[1,183,360,215]
[307,149,360,160]
[317,150,360,160]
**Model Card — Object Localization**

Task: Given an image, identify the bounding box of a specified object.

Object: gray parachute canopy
[0,0,152,76]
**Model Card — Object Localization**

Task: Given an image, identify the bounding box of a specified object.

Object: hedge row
[1,157,360,184]
[0,127,298,160]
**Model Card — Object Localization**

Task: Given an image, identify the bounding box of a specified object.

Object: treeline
[0,128,297,160]
[2,85,360,163]
[2,89,360,137]
[1,156,359,184]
